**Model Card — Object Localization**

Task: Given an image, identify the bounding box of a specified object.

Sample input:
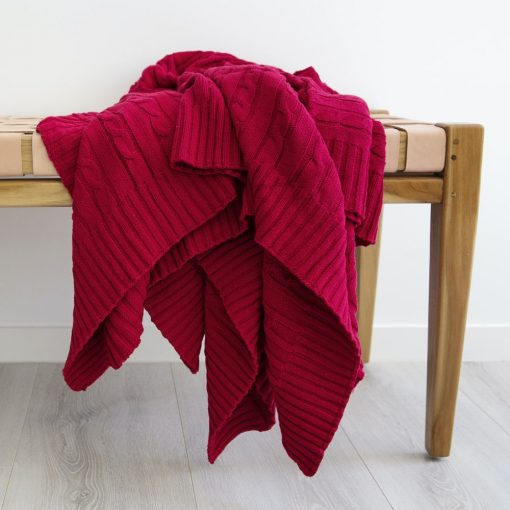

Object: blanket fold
[37,50,385,476]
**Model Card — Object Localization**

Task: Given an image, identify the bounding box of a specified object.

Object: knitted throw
[37,51,386,477]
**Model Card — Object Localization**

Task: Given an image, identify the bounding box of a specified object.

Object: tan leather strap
[383,127,401,172]
[390,123,446,172]
[377,116,446,172]
[0,132,23,176]
[32,132,55,175]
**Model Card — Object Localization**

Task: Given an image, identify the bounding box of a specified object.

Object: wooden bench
[0,112,484,459]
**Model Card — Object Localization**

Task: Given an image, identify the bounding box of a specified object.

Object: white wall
[1,0,509,362]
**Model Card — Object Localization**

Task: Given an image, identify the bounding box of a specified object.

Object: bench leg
[426,124,484,456]
[356,207,384,363]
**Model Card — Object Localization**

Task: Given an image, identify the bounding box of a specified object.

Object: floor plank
[2,363,196,510]
[459,361,510,435]
[0,364,37,507]
[341,362,510,510]
[2,362,508,509]
[172,363,392,510]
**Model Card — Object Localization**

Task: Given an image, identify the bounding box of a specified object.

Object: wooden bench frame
[0,122,484,460]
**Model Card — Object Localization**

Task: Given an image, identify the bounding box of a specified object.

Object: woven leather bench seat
[0,113,447,177]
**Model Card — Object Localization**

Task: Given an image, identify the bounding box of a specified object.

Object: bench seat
[0,112,447,177]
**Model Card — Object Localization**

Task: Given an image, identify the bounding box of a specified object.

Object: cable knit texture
[36,51,386,477]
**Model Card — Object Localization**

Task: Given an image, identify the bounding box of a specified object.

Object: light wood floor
[0,361,508,510]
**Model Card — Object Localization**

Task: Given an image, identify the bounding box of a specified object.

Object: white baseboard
[0,320,183,363]
[0,323,509,363]
[370,324,510,362]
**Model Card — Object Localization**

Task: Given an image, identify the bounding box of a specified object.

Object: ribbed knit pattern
[36,51,386,477]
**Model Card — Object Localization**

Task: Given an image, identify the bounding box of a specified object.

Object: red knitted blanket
[37,51,385,476]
